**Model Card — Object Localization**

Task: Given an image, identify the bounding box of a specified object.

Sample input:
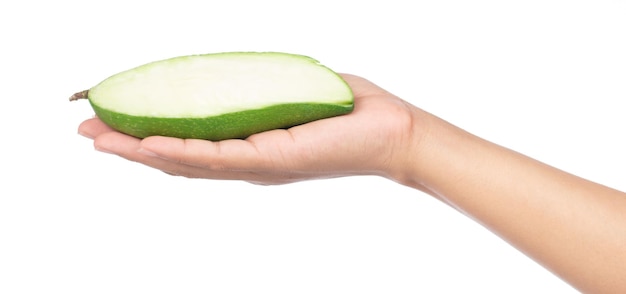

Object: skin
[79,74,626,293]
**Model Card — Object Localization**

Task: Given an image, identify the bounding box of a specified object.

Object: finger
[139,128,301,171]
[78,117,115,139]
[91,130,270,181]
[149,151,326,183]
[93,131,144,158]
[91,131,212,177]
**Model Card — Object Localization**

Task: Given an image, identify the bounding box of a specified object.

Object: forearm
[394,107,626,293]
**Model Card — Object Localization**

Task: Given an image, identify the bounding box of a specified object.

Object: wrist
[383,105,478,197]
[381,104,436,189]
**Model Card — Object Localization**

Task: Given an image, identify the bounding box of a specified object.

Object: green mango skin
[90,99,353,140]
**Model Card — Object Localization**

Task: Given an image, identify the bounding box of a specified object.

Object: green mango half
[71,52,354,140]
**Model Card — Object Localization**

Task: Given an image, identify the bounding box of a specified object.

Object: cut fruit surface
[72,52,354,140]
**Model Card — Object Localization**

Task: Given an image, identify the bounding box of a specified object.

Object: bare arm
[78,74,626,293]
[395,108,626,293]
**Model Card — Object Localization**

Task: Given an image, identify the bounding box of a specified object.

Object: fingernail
[94,145,114,154]
[78,130,94,139]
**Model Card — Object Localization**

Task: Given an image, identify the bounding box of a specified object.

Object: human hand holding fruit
[77,73,422,185]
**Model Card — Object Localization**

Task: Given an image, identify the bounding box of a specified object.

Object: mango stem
[69,90,89,101]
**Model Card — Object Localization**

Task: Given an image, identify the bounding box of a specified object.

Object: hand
[78,74,422,185]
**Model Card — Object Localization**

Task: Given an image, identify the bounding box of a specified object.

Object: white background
[1,0,624,293]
